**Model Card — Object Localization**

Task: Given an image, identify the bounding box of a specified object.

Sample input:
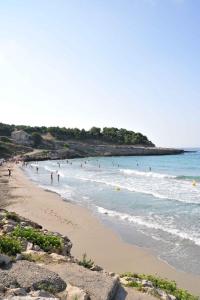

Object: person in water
[57,173,60,182]
[51,172,53,183]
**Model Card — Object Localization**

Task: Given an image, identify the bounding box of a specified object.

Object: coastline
[2,163,200,296]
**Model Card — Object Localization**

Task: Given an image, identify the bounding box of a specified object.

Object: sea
[23,150,200,275]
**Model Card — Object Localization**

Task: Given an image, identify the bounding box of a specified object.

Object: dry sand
[1,163,200,296]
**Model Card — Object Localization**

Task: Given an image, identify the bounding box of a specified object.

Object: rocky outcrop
[22,143,184,162]
[46,262,119,300]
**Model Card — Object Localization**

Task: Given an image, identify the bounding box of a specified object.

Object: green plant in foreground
[78,253,94,269]
[120,273,198,300]
[0,235,22,256]
[6,211,21,222]
[12,226,63,252]
[36,282,57,294]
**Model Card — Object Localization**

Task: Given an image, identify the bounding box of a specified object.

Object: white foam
[97,206,200,246]
[77,176,200,204]
[120,169,176,179]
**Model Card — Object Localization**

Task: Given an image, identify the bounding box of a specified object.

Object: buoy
[192,180,196,187]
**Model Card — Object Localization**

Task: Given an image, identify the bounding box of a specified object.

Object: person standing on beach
[8,168,11,177]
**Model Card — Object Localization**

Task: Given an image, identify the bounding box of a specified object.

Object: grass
[78,253,94,269]
[0,235,22,256]
[120,273,199,300]
[12,225,63,252]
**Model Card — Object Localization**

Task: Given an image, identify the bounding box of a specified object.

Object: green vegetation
[0,236,22,256]
[121,273,198,300]
[0,136,12,143]
[63,143,69,148]
[22,252,51,263]
[12,226,63,252]
[0,122,154,146]
[36,282,57,294]
[5,211,21,223]
[78,253,94,269]
[31,132,43,147]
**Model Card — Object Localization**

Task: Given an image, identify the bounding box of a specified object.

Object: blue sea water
[24,151,200,275]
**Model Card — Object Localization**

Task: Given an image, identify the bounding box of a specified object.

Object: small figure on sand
[8,168,11,177]
[51,172,53,183]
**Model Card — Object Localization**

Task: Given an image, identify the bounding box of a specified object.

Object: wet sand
[1,163,200,296]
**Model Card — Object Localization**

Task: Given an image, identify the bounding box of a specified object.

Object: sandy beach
[1,163,200,296]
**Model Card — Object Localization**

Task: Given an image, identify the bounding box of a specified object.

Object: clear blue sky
[0,0,199,147]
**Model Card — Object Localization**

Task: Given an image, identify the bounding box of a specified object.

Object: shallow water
[24,150,200,275]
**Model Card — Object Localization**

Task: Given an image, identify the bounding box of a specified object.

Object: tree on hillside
[32,132,42,147]
[89,127,101,138]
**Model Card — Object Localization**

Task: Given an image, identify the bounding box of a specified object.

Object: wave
[120,169,176,179]
[176,175,200,181]
[78,176,200,204]
[120,169,200,182]
[97,206,200,246]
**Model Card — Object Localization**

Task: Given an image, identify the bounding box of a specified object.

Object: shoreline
[1,163,200,296]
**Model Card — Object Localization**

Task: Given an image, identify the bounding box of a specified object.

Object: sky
[0,0,199,147]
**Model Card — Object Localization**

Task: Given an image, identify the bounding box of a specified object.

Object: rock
[15,254,23,261]
[33,245,41,251]
[3,224,14,233]
[6,287,27,296]
[26,242,34,251]
[9,261,66,293]
[168,294,177,300]
[156,288,168,300]
[108,272,115,277]
[142,286,155,294]
[120,277,129,285]
[4,296,59,300]
[66,284,89,300]
[61,239,72,256]
[30,289,57,298]
[141,279,153,288]
[0,271,19,288]
[0,254,12,266]
[49,253,68,262]
[46,262,120,300]
[20,221,28,227]
[90,265,103,272]
[4,219,18,226]
[0,283,5,293]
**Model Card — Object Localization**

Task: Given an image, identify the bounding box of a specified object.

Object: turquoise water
[24,151,200,275]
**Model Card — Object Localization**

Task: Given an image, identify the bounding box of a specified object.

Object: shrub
[1,137,11,143]
[5,211,21,222]
[120,273,198,300]
[0,236,22,256]
[78,253,94,269]
[12,226,63,252]
[63,143,69,148]
[32,132,42,147]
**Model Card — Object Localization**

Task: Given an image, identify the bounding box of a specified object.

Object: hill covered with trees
[0,123,154,146]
